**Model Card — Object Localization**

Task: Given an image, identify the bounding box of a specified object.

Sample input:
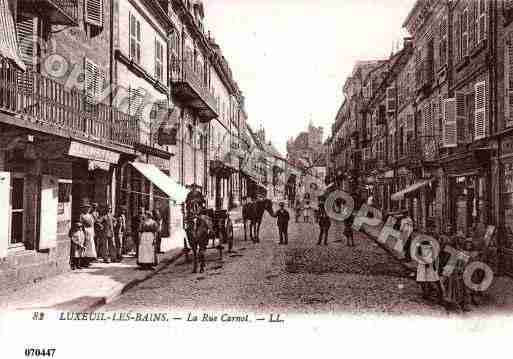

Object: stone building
[0,0,249,290]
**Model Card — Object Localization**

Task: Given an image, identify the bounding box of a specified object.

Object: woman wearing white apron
[79,200,97,267]
[137,211,159,270]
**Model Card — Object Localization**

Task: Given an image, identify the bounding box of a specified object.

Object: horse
[248,198,274,243]
[185,213,210,273]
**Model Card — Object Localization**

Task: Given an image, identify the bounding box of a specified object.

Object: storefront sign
[68,141,120,164]
[148,155,169,170]
[88,160,110,171]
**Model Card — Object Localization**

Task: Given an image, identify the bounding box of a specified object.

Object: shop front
[442,150,492,236]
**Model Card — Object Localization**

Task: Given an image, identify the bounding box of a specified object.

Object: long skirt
[441,274,466,305]
[138,232,158,266]
[83,227,97,259]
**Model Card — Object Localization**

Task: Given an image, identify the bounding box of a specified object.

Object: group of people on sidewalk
[413,223,495,312]
[68,198,165,271]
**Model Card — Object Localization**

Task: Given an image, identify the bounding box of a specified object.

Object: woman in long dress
[137,211,159,270]
[79,203,97,266]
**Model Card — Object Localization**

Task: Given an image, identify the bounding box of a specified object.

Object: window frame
[155,38,164,82]
[129,13,142,64]
[9,173,26,249]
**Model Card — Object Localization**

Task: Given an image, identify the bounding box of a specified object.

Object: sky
[203,0,416,155]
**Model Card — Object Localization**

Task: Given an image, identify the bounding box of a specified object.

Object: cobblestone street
[103,210,447,315]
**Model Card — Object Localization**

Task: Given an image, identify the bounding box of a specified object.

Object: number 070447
[24,348,56,357]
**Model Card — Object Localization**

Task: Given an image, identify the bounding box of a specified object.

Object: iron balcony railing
[172,58,218,117]
[21,0,78,25]
[0,56,138,147]
[397,135,439,165]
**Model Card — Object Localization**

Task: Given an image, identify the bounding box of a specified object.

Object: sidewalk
[0,248,185,312]
[0,211,246,312]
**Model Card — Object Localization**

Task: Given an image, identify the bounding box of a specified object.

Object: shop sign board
[68,141,120,164]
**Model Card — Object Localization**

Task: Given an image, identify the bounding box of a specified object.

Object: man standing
[91,203,102,259]
[114,206,127,261]
[98,204,117,263]
[273,202,290,245]
[317,203,331,245]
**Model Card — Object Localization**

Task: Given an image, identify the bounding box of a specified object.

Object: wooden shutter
[469,1,477,49]
[39,175,58,250]
[455,92,468,143]
[0,172,10,258]
[423,102,433,137]
[443,98,457,147]
[386,86,397,113]
[478,0,486,43]
[474,81,487,140]
[506,33,513,127]
[462,8,468,57]
[17,14,36,67]
[440,17,448,66]
[432,98,440,143]
[455,14,461,61]
[425,39,434,85]
[84,58,104,104]
[85,0,104,27]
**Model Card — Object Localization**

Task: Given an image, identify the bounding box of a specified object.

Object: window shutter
[440,17,448,66]
[506,34,513,127]
[85,0,104,27]
[478,0,486,43]
[455,14,461,61]
[17,14,36,67]
[386,86,397,113]
[474,81,487,140]
[0,172,10,258]
[84,58,96,104]
[423,102,432,137]
[469,1,477,49]
[462,9,468,57]
[443,98,457,147]
[425,40,434,85]
[455,92,467,144]
[432,98,439,142]
[39,175,58,250]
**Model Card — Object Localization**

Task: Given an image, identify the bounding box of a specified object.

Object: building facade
[0,0,250,290]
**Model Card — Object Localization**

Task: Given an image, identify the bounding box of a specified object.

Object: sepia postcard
[1,0,513,358]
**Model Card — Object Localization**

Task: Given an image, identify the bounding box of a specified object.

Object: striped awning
[0,0,26,71]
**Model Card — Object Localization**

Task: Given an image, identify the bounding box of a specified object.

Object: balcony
[397,136,439,168]
[20,0,78,25]
[0,56,138,148]
[171,59,218,122]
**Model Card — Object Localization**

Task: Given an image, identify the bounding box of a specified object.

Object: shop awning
[390,178,434,201]
[0,0,26,71]
[131,162,188,204]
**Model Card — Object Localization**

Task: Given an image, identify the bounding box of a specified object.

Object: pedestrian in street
[114,206,127,262]
[137,210,159,270]
[416,240,444,305]
[153,208,163,254]
[79,199,97,266]
[317,203,331,246]
[294,199,302,223]
[98,204,117,263]
[132,207,146,258]
[69,222,86,270]
[91,202,102,259]
[344,213,355,247]
[272,202,290,245]
[303,200,312,223]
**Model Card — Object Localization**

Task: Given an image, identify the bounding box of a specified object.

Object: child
[295,200,302,223]
[303,201,312,223]
[69,222,86,270]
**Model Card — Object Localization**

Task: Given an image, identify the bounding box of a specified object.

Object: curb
[86,250,186,311]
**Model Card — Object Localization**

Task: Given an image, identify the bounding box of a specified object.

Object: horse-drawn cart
[183,187,234,272]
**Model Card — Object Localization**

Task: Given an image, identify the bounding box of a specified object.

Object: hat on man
[80,198,91,208]
[279,201,285,207]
